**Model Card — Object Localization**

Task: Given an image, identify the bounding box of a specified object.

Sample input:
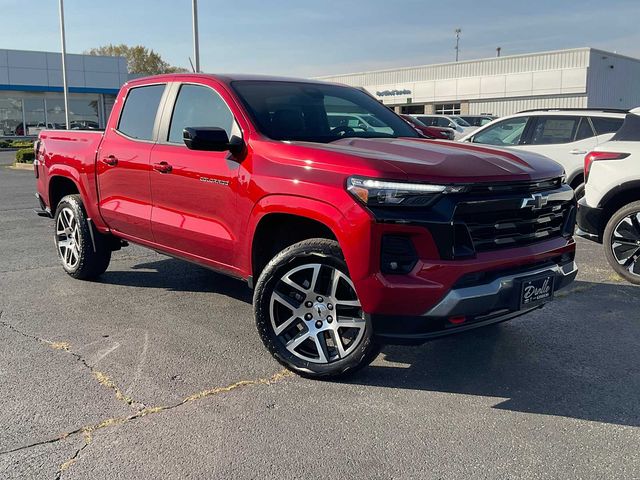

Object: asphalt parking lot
[0,150,638,479]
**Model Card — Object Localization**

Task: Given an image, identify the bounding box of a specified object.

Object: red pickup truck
[34,74,577,377]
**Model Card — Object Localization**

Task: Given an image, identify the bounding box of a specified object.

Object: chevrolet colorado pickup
[35,74,578,377]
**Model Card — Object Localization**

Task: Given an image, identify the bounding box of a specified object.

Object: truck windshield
[232,80,420,143]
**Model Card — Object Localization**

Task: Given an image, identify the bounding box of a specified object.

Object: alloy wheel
[269,263,366,364]
[611,211,640,278]
[56,207,80,270]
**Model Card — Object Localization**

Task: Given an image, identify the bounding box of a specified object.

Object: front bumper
[576,197,604,243]
[371,259,577,344]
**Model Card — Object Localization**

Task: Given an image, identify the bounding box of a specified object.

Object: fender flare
[599,179,640,209]
[47,165,106,229]
[47,166,87,207]
[244,194,358,275]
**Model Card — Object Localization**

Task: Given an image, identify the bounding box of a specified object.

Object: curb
[9,163,34,170]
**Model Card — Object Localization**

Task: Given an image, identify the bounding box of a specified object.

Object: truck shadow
[99,259,639,427]
[346,280,640,428]
[98,257,253,304]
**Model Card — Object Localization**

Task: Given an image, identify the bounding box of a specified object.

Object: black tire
[254,238,380,378]
[54,194,111,280]
[573,182,585,201]
[603,200,640,285]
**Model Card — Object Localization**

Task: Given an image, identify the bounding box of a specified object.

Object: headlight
[347,176,467,207]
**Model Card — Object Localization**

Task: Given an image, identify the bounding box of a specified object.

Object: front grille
[467,177,563,195]
[454,194,574,253]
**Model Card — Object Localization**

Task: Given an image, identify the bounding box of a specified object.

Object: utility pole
[496,47,502,57]
[454,28,462,62]
[192,0,200,73]
[58,0,70,129]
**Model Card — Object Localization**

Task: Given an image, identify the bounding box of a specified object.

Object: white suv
[577,108,640,284]
[459,109,626,198]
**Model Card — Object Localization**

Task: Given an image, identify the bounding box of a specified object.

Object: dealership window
[24,98,46,135]
[0,96,23,136]
[68,98,101,130]
[46,98,67,129]
[0,92,109,136]
[400,105,425,115]
[434,103,461,115]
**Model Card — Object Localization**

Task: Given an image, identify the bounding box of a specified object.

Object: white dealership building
[317,48,640,117]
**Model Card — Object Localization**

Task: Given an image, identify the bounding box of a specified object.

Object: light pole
[192,0,200,72]
[454,28,461,62]
[58,0,70,129]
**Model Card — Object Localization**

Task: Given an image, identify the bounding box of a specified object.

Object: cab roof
[126,73,337,87]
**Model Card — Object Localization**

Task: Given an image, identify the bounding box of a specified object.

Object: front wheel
[254,239,379,378]
[603,201,640,285]
[54,194,112,280]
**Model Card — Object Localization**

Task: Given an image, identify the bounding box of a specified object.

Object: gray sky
[1,0,637,76]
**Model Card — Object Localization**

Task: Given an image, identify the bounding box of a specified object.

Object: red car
[34,74,577,377]
[400,114,455,140]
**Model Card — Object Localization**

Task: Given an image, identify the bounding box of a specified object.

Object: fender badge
[200,177,229,186]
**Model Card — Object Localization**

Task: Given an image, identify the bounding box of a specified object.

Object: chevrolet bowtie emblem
[521,193,549,210]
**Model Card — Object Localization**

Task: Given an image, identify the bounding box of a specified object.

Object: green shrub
[15,148,35,163]
[0,140,10,148]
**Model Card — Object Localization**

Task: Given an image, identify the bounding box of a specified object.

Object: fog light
[448,316,466,325]
[381,235,418,274]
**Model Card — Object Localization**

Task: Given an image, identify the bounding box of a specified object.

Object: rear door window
[590,117,624,135]
[574,117,595,141]
[529,116,579,145]
[117,84,165,140]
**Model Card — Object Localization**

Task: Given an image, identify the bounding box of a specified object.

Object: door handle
[153,161,173,174]
[570,149,587,155]
[102,155,118,166]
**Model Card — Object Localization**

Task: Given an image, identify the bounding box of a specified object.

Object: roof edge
[314,47,605,80]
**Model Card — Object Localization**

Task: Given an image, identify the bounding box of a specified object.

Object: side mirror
[183,127,243,153]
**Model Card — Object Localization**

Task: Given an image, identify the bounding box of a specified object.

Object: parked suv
[577,108,640,284]
[460,109,626,198]
[34,74,577,378]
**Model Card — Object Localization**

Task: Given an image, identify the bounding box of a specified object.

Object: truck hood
[292,137,564,183]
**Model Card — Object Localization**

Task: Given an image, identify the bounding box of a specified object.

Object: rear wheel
[54,194,111,279]
[603,201,640,285]
[254,239,379,378]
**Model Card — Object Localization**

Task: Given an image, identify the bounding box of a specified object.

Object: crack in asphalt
[0,312,293,477]
[54,442,88,480]
[6,369,292,478]
[0,312,144,411]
